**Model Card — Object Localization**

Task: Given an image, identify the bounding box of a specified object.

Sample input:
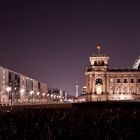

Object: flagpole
[97,44,101,55]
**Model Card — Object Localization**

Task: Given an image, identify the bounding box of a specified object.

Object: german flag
[97,44,101,49]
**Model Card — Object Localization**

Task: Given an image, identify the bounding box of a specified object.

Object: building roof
[92,54,109,57]
[108,69,140,72]
[86,67,140,72]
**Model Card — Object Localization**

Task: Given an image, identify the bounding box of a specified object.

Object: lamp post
[6,86,12,110]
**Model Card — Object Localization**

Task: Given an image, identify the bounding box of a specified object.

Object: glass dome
[132,56,140,69]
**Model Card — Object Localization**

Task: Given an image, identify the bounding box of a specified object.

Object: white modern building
[0,66,47,105]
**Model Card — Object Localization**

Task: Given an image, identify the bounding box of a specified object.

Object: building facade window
[130,79,134,83]
[94,61,97,66]
[96,78,103,85]
[117,79,121,83]
[137,79,140,83]
[123,79,128,83]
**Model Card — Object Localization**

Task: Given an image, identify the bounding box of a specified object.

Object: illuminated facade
[0,66,47,105]
[85,46,140,101]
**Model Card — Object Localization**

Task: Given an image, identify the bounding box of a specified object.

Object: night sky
[0,0,140,95]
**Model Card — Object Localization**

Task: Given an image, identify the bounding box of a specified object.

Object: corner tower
[85,45,109,101]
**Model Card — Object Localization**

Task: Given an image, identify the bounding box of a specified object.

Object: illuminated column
[20,89,25,103]
[121,77,123,94]
[6,86,12,110]
[114,77,116,94]
[76,85,78,97]
[107,76,110,94]
[128,78,130,94]
[135,78,137,94]
[92,78,95,93]
[89,75,92,93]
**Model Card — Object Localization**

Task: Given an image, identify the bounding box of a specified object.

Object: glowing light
[30,91,34,95]
[96,85,102,94]
[96,44,101,49]
[42,93,45,96]
[6,87,11,92]
[96,44,101,54]
[20,89,25,93]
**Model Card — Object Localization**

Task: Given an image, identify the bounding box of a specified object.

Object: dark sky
[0,0,140,95]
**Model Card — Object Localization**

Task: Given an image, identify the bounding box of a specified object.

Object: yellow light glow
[20,89,25,93]
[97,44,101,49]
[30,91,34,95]
[6,87,11,92]
[42,93,45,96]
[96,85,102,94]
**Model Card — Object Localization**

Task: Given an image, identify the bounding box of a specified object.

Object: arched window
[117,79,121,83]
[123,79,128,83]
[101,61,104,66]
[94,61,97,66]
[130,79,134,83]
[96,78,103,85]
[98,61,101,65]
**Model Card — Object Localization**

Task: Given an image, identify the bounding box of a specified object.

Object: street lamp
[6,86,12,110]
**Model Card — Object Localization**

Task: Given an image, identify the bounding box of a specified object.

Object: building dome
[132,56,140,70]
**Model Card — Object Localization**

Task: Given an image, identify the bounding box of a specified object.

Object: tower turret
[89,44,109,71]
[85,45,109,100]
